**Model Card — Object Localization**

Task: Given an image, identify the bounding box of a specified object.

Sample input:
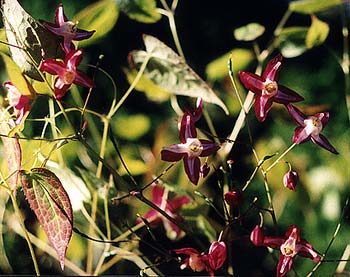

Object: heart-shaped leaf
[289,0,341,14]
[20,168,73,270]
[233,23,265,41]
[1,0,63,80]
[306,15,329,49]
[116,0,161,23]
[73,0,119,47]
[129,35,229,114]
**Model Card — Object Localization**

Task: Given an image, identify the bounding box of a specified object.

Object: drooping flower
[174,241,226,276]
[41,4,95,53]
[239,54,304,122]
[3,82,31,125]
[40,49,94,100]
[286,104,338,154]
[138,183,191,240]
[161,113,220,185]
[283,170,298,191]
[250,225,320,277]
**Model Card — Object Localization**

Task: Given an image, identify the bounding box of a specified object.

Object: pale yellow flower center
[63,70,76,84]
[263,81,278,97]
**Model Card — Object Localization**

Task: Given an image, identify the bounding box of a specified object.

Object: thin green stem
[265,143,296,173]
[109,53,151,116]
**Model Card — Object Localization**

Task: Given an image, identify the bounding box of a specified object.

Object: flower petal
[238,71,265,94]
[65,49,83,70]
[174,247,200,255]
[74,71,95,88]
[161,144,188,161]
[183,156,200,185]
[179,113,196,143]
[293,126,311,144]
[315,112,330,127]
[262,54,283,81]
[286,104,306,126]
[276,254,294,277]
[40,59,65,75]
[296,239,321,262]
[199,140,220,156]
[250,225,265,246]
[254,94,273,122]
[55,3,68,25]
[274,85,304,104]
[167,196,191,212]
[73,28,96,41]
[311,134,338,154]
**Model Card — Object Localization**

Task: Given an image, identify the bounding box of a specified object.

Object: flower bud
[224,188,244,207]
[283,170,298,191]
[250,225,264,246]
[200,162,210,178]
[208,241,227,270]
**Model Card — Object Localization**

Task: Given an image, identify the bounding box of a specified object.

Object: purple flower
[161,113,220,185]
[250,225,320,277]
[239,54,304,122]
[283,170,298,191]
[286,104,338,154]
[174,241,226,276]
[40,49,94,100]
[41,4,95,53]
[3,82,31,125]
[138,183,191,240]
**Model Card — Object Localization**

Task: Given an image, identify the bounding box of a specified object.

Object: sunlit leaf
[289,0,341,14]
[306,15,329,49]
[0,53,35,98]
[206,48,254,81]
[113,114,151,140]
[73,0,119,47]
[233,23,265,41]
[0,28,9,54]
[124,68,170,102]
[116,0,161,23]
[129,35,229,114]
[1,0,63,80]
[0,110,21,192]
[20,168,73,270]
[277,26,309,58]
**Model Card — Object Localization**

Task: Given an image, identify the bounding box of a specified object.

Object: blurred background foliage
[0,0,349,275]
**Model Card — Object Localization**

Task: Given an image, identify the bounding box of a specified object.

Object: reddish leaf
[0,110,21,193]
[20,168,73,270]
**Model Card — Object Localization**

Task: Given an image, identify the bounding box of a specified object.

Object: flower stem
[265,143,296,173]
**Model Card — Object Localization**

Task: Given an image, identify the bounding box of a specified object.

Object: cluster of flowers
[152,54,338,276]
[3,4,95,125]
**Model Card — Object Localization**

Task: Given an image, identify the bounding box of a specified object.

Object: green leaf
[306,15,329,49]
[277,26,309,58]
[20,168,73,270]
[289,0,341,14]
[124,68,170,102]
[0,53,35,98]
[206,48,254,81]
[73,0,119,47]
[113,114,151,140]
[0,110,21,192]
[116,0,161,23]
[129,35,229,114]
[1,0,63,80]
[233,23,265,41]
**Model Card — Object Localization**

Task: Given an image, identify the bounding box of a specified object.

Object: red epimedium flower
[283,170,298,191]
[161,113,220,185]
[239,54,304,122]
[40,49,94,100]
[41,4,95,53]
[250,225,320,277]
[3,82,31,125]
[287,104,338,154]
[174,241,226,276]
[138,183,191,240]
